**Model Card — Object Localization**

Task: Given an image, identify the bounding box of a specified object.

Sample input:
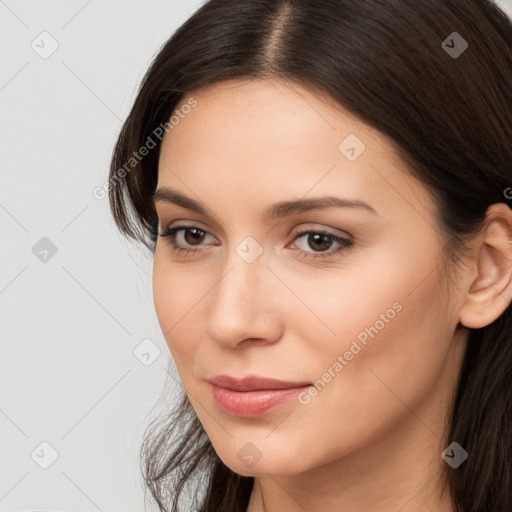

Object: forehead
[160,78,391,176]
[164,78,387,151]
[156,78,435,226]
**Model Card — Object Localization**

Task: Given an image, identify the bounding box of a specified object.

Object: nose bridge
[218,233,269,299]
[212,243,266,317]
[205,240,279,347]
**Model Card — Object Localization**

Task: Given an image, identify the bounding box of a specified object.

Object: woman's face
[152,78,467,478]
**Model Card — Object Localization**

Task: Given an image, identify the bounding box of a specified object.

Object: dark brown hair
[108,1,512,510]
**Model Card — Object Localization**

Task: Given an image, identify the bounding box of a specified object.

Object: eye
[156,225,216,256]
[154,224,354,260]
[289,228,354,259]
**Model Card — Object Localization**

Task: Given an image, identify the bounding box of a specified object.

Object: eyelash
[155,224,354,260]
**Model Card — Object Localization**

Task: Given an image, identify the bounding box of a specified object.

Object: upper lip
[208,374,311,391]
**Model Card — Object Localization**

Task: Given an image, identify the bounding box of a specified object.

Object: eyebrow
[152,186,378,220]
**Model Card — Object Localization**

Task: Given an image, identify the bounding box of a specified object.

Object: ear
[458,203,512,329]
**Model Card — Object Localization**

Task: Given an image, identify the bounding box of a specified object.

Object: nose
[204,247,283,349]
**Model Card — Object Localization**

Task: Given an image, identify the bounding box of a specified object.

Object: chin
[214,441,312,478]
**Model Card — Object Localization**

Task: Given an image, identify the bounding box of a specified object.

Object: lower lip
[210,383,311,417]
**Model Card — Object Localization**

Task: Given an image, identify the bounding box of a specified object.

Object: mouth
[207,375,313,417]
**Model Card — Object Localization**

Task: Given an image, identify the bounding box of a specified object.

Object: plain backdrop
[1,1,511,511]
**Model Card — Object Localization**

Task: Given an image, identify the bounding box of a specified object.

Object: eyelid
[158,220,354,240]
[290,223,352,238]
[159,220,351,239]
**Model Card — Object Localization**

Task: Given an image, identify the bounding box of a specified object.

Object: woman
[108,0,512,510]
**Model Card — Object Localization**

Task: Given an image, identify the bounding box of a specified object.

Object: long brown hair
[108,1,512,510]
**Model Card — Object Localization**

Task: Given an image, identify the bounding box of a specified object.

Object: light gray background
[1,1,512,511]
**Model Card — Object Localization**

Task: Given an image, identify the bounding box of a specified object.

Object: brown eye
[157,224,354,261]
[182,227,206,245]
[291,229,354,260]
[157,226,216,253]
[305,233,335,252]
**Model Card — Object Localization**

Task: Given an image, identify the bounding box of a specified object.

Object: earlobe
[458,203,512,330]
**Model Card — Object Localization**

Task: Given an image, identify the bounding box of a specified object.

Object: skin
[152,78,512,512]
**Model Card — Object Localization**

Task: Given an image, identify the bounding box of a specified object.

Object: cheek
[152,255,203,369]
[297,241,447,379]
[297,250,442,367]
[286,262,451,457]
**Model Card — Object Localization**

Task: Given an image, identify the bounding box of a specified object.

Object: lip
[208,375,312,417]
